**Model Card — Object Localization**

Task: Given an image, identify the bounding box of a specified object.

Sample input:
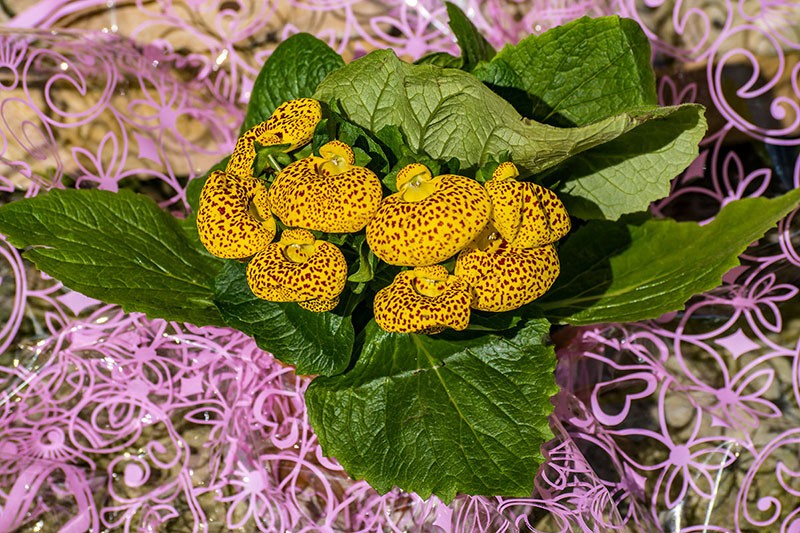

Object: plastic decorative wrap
[0,1,798,531]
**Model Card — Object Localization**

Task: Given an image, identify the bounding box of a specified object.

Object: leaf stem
[266,153,284,173]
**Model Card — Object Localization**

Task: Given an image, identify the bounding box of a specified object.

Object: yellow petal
[298,297,339,312]
[246,229,348,310]
[265,98,322,149]
[366,165,491,266]
[373,266,472,334]
[227,98,322,179]
[485,162,571,248]
[531,183,571,242]
[196,170,276,259]
[483,165,522,243]
[318,140,355,173]
[395,163,438,201]
[455,234,560,312]
[268,141,382,233]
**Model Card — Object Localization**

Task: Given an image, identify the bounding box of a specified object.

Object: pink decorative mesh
[0,1,798,531]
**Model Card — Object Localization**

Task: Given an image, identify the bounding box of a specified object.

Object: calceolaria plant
[2,7,800,502]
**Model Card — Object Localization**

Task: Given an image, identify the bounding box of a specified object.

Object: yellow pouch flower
[226,98,322,179]
[246,229,347,312]
[268,141,382,233]
[485,162,570,248]
[366,163,491,266]
[196,170,276,259]
[455,225,560,312]
[373,265,472,334]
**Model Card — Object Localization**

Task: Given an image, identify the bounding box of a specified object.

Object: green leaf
[414,51,462,68]
[176,213,205,253]
[347,235,376,284]
[445,2,496,71]
[243,33,345,131]
[0,189,224,326]
[313,49,690,176]
[305,319,558,502]
[474,16,656,127]
[336,117,393,175]
[466,310,525,331]
[213,261,354,376]
[552,104,707,220]
[540,190,800,324]
[471,15,703,220]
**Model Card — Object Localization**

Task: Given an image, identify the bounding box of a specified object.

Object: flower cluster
[371,161,570,333]
[197,99,571,333]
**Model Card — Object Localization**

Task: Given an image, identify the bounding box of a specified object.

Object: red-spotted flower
[246,229,348,312]
[196,98,321,259]
[226,98,322,179]
[455,225,560,312]
[268,140,382,233]
[196,171,276,259]
[366,163,491,266]
[485,161,570,248]
[373,265,472,334]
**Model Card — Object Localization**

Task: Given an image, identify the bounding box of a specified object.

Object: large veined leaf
[540,189,800,324]
[305,319,558,502]
[474,15,704,220]
[0,189,224,326]
[214,261,354,376]
[313,48,697,177]
[551,104,707,220]
[474,16,657,126]
[474,16,706,220]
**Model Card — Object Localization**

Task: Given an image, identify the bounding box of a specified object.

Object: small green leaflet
[444,1,496,71]
[0,189,224,326]
[346,235,377,285]
[305,319,558,502]
[213,261,355,376]
[540,189,800,325]
[414,51,462,68]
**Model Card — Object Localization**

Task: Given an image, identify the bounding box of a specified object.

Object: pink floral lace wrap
[1,1,799,531]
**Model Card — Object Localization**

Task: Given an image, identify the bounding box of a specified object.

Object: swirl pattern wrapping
[0,1,799,531]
